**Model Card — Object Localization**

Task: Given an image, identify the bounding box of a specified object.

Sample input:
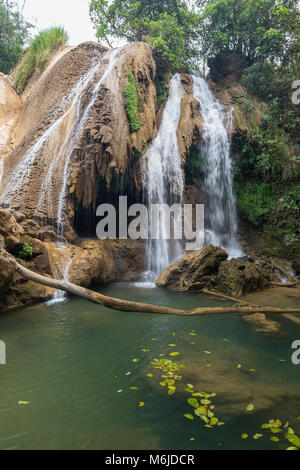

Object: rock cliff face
[0,41,297,312]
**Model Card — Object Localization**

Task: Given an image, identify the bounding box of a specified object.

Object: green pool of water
[0,284,299,450]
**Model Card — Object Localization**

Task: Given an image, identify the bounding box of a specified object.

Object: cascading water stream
[141,74,186,284]
[191,72,243,258]
[0,47,126,303]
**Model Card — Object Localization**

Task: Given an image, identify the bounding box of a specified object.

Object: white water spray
[141,74,186,282]
[192,72,243,258]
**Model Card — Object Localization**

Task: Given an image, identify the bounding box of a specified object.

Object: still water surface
[0,284,299,450]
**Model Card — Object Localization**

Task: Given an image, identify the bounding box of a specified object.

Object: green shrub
[123,71,141,133]
[15,26,68,93]
[17,242,33,260]
[235,182,275,226]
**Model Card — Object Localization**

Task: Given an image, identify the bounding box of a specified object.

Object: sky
[17,0,98,46]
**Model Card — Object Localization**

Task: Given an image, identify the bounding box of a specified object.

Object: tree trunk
[16,262,300,317]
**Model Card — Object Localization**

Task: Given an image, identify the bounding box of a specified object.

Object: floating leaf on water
[172,333,176,336]
[141,349,150,352]
[188,398,199,408]
[18,401,29,405]
[199,415,209,424]
[286,447,298,450]
[168,389,176,395]
[241,434,248,439]
[160,382,166,387]
[277,359,286,362]
[270,436,280,442]
[217,422,225,426]
[195,406,208,417]
[189,333,197,336]
[249,369,256,372]
[271,427,282,433]
[147,373,154,378]
[285,430,300,447]
[210,417,219,425]
[129,387,138,390]
[184,413,194,420]
[253,433,263,440]
[168,344,176,347]
[237,364,242,369]
[223,338,230,342]
[201,399,211,405]
[204,351,212,354]
[132,358,140,363]
[206,364,212,367]
[205,425,213,428]
[138,402,144,407]
[190,437,195,441]
[169,352,180,357]
[246,404,254,412]
[117,390,123,393]
[187,384,194,389]
[113,375,118,379]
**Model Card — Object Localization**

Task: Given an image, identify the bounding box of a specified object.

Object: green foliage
[89,0,201,72]
[199,0,299,66]
[14,26,68,93]
[185,146,204,184]
[235,182,275,226]
[0,0,32,74]
[18,242,33,260]
[123,71,141,133]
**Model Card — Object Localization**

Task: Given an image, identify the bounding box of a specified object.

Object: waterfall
[46,247,73,305]
[191,72,243,258]
[0,47,123,235]
[141,74,186,284]
[0,47,127,303]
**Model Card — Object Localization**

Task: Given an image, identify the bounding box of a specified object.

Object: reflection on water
[0,285,299,450]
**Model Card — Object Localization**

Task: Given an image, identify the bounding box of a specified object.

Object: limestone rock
[0,208,24,251]
[156,244,228,291]
[210,258,271,297]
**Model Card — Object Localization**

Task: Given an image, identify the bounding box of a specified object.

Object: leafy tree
[89,0,201,71]
[0,0,32,74]
[198,0,299,67]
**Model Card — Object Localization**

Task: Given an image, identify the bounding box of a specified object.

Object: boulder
[156,244,228,291]
[210,258,271,297]
[156,244,272,296]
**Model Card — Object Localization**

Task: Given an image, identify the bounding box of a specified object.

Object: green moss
[123,71,141,133]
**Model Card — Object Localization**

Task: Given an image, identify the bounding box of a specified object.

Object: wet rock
[210,257,271,297]
[156,244,228,291]
[157,244,272,296]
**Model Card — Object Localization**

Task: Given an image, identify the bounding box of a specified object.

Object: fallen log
[16,262,300,317]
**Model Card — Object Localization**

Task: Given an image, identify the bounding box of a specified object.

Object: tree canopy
[199,0,299,68]
[0,0,32,74]
[89,0,201,71]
